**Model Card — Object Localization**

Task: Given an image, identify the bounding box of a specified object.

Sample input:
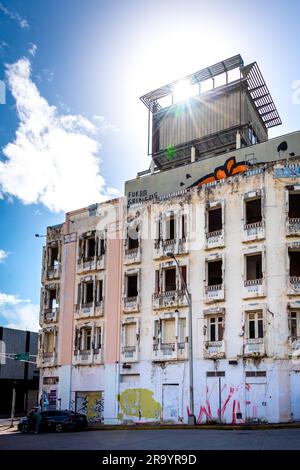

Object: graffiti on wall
[118,388,161,421]
[196,381,268,424]
[189,157,250,188]
[76,391,104,424]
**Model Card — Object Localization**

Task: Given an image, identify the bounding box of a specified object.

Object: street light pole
[166,252,196,425]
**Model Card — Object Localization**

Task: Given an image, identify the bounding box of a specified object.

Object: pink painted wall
[104,221,122,363]
[58,219,77,365]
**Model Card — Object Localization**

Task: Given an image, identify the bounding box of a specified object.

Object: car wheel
[55,423,63,433]
[20,423,29,433]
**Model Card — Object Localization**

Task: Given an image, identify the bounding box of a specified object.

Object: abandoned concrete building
[38,54,300,424]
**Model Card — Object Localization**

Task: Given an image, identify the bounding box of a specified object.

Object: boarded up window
[163,319,175,344]
[125,323,136,347]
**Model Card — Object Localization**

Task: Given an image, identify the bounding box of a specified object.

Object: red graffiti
[232,400,236,424]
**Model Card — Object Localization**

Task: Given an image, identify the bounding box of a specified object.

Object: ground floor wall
[39,358,300,424]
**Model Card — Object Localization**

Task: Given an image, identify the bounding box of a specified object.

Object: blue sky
[0,0,299,330]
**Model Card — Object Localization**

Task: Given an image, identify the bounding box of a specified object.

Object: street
[0,428,300,450]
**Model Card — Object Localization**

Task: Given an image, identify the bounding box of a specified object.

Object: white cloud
[0,292,38,331]
[0,58,117,212]
[93,115,117,132]
[0,249,8,263]
[28,43,37,57]
[0,3,29,29]
[0,292,29,305]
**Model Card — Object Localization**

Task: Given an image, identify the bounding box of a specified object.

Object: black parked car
[18,409,88,433]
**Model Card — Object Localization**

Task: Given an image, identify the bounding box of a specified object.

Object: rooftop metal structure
[140,54,282,129]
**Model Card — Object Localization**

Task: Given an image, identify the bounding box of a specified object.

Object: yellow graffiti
[118,388,161,419]
[86,392,101,421]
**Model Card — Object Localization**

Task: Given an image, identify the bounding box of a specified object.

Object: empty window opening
[208,207,222,233]
[289,193,300,219]
[165,268,176,291]
[166,214,175,240]
[85,282,94,304]
[155,270,160,293]
[162,319,175,344]
[82,328,92,351]
[247,311,263,339]
[49,289,58,309]
[246,254,262,280]
[208,260,222,286]
[127,274,138,297]
[180,265,187,289]
[182,214,187,240]
[245,198,262,225]
[289,251,300,277]
[125,323,136,347]
[49,246,59,267]
[96,280,103,303]
[95,327,102,350]
[208,316,223,342]
[86,237,96,259]
[99,238,105,256]
[290,311,300,338]
[128,226,139,250]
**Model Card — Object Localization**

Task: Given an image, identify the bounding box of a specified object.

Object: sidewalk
[0,418,19,432]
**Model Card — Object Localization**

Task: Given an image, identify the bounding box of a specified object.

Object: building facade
[38,55,300,424]
[0,327,39,416]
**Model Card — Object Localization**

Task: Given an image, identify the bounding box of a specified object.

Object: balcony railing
[162,239,176,247]
[244,221,262,230]
[46,264,61,279]
[43,351,55,359]
[152,289,187,308]
[204,340,225,358]
[43,307,58,321]
[123,295,139,312]
[152,339,188,360]
[244,278,263,287]
[122,346,136,353]
[124,246,141,265]
[125,247,139,257]
[244,338,265,356]
[290,276,300,285]
[243,220,264,242]
[79,349,92,357]
[205,284,223,293]
[77,254,105,272]
[153,290,176,300]
[161,342,175,351]
[288,217,300,234]
[206,229,222,239]
[82,302,93,309]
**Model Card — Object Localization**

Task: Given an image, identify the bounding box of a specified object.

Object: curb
[86,422,300,431]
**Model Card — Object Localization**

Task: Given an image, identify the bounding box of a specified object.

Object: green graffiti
[118,388,161,419]
[166,145,176,160]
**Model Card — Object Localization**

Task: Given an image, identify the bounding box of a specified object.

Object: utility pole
[166,251,196,425]
[10,384,16,428]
